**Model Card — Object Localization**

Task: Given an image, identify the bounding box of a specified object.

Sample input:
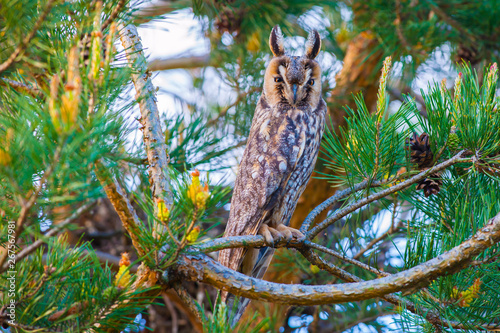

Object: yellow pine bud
[61,46,81,132]
[453,72,462,115]
[246,31,261,53]
[310,264,320,274]
[186,226,201,243]
[157,199,170,222]
[440,78,447,100]
[376,56,392,117]
[452,278,482,307]
[115,252,132,288]
[89,1,103,81]
[487,63,498,94]
[49,74,61,133]
[115,265,132,288]
[187,169,210,209]
[0,128,14,166]
[101,22,117,83]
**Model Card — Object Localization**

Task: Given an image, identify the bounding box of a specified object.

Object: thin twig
[163,294,179,333]
[148,55,211,71]
[94,161,147,256]
[0,146,62,269]
[304,240,389,277]
[428,2,477,43]
[0,0,57,73]
[299,180,382,233]
[102,0,126,31]
[0,201,95,273]
[0,78,42,97]
[307,152,468,239]
[172,281,205,323]
[206,87,262,127]
[353,220,403,260]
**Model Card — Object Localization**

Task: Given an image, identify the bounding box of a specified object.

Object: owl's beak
[292,84,298,104]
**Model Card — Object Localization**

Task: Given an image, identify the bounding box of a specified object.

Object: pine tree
[2,1,500,333]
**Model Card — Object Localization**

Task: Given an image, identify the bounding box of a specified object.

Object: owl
[218,25,326,323]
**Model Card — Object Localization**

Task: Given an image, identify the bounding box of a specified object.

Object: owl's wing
[219,98,306,273]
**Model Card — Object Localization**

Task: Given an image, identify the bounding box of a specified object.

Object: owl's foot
[276,224,305,241]
[258,224,305,246]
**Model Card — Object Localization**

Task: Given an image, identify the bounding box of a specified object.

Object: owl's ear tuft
[269,25,285,57]
[305,30,321,59]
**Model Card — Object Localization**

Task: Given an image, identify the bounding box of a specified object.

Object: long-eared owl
[218,25,326,322]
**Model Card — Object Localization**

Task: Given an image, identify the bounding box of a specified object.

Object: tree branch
[172,281,205,324]
[0,146,62,268]
[0,78,42,97]
[0,0,57,74]
[307,152,468,239]
[149,55,211,71]
[427,2,477,43]
[177,210,500,306]
[133,0,190,25]
[119,24,173,215]
[102,0,126,31]
[0,201,95,273]
[94,161,147,256]
[299,180,381,233]
[301,239,500,331]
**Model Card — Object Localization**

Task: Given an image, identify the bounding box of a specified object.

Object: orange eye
[274,77,283,83]
[308,79,315,85]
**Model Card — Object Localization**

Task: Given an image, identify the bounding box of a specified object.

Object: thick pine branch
[176,210,500,306]
[118,24,172,209]
[94,161,147,256]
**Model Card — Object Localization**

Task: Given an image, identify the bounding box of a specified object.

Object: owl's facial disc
[270,57,319,106]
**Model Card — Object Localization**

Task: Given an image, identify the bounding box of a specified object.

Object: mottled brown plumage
[218,26,326,323]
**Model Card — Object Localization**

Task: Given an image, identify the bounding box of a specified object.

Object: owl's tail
[226,247,275,327]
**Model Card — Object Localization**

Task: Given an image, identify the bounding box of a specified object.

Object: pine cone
[416,173,442,197]
[448,132,460,152]
[455,43,480,66]
[407,132,434,168]
[215,7,243,34]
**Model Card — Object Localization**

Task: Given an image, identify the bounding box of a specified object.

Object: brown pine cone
[407,132,434,169]
[416,173,443,197]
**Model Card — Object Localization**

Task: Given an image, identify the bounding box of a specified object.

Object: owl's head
[263,25,322,108]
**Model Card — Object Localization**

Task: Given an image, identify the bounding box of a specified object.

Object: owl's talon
[276,224,293,241]
[259,224,305,246]
[277,224,305,242]
[267,227,284,245]
[258,224,275,246]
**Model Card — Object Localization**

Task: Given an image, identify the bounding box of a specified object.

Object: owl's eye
[274,77,283,83]
[308,79,315,86]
